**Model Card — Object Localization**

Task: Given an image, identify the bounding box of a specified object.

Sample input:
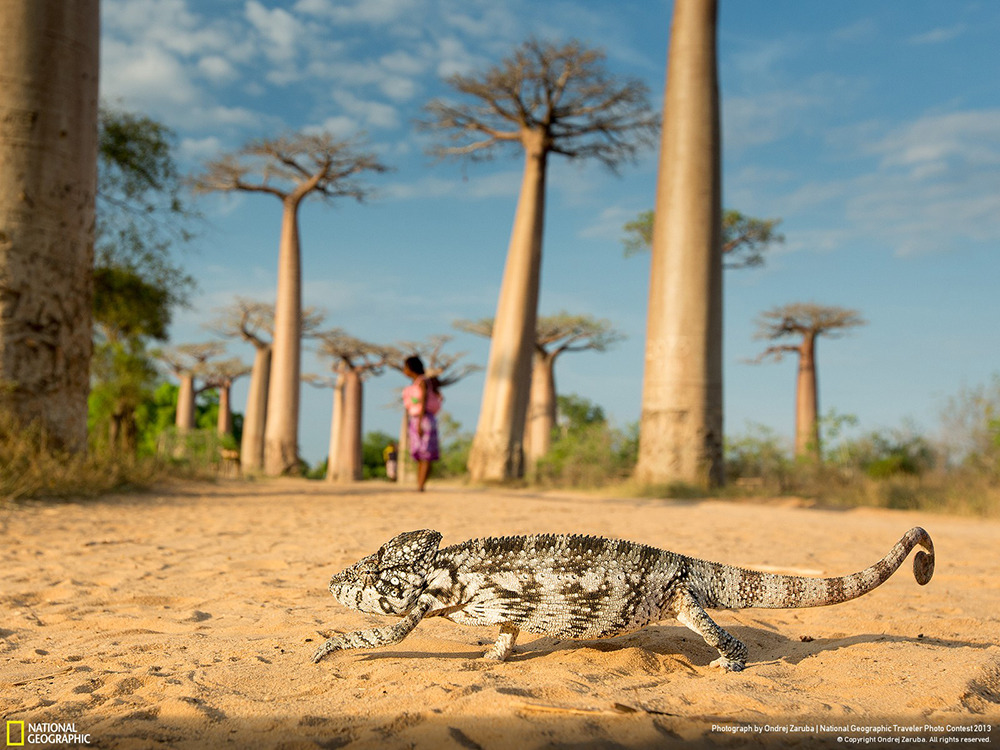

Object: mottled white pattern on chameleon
[311,527,934,672]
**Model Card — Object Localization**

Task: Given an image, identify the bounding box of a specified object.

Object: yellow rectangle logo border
[6,720,26,746]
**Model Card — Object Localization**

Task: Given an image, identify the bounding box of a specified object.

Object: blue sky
[100,0,1000,466]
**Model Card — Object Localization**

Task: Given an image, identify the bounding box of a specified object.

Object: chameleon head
[329,529,443,616]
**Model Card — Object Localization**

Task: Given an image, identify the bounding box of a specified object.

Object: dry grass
[623,469,1000,518]
[0,411,207,504]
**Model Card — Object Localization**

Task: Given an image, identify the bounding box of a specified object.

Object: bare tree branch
[456,313,624,358]
[209,298,325,348]
[158,341,226,377]
[201,357,251,389]
[420,37,659,170]
[753,302,867,343]
[391,334,481,388]
[315,329,391,380]
[189,132,390,205]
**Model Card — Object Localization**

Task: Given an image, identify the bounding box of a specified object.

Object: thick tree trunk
[523,351,556,470]
[240,344,270,473]
[467,137,547,481]
[794,333,820,460]
[324,365,345,482]
[0,0,99,453]
[264,199,303,475]
[636,0,724,488]
[175,374,196,432]
[332,368,363,483]
[217,383,233,437]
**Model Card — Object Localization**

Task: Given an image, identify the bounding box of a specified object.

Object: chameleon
[311,527,934,672]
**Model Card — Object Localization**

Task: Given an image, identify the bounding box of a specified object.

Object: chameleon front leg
[312,597,434,663]
[671,590,748,672]
[483,623,520,661]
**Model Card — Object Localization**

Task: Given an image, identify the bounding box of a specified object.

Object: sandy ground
[2,478,998,749]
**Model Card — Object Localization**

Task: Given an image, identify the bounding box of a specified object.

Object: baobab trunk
[523,351,556,469]
[636,0,724,488]
[264,199,303,475]
[324,365,345,482]
[175,374,196,432]
[0,0,99,452]
[332,368,363,483]
[795,332,820,460]
[217,383,233,437]
[467,137,547,481]
[240,345,270,472]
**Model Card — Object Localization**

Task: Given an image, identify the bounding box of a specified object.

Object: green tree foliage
[622,208,783,268]
[97,106,196,299]
[90,106,197,452]
[436,412,475,478]
[534,395,637,487]
[724,422,793,488]
[362,430,397,480]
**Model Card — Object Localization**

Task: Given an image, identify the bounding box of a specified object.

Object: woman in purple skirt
[402,355,443,491]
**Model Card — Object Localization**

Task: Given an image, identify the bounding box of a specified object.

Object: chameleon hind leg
[672,590,748,672]
[484,623,520,661]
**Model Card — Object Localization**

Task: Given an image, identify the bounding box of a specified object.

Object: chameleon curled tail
[696,526,935,610]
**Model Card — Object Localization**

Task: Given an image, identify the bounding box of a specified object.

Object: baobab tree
[751,302,866,460]
[201,357,251,438]
[423,38,658,482]
[210,298,323,473]
[622,208,783,268]
[192,133,388,475]
[159,342,225,432]
[636,0,724,488]
[310,330,389,483]
[0,1,99,452]
[456,313,624,466]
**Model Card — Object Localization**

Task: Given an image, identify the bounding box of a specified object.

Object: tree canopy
[753,302,867,362]
[456,312,624,357]
[421,37,659,168]
[191,132,389,203]
[96,105,197,326]
[622,208,784,268]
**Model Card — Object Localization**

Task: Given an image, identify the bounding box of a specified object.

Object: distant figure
[383,443,398,482]
[402,355,443,492]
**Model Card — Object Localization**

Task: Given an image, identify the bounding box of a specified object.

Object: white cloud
[198,56,239,85]
[102,38,200,108]
[292,0,418,25]
[383,175,459,200]
[831,18,878,44]
[331,90,400,130]
[578,205,644,243]
[383,168,521,202]
[180,136,224,161]
[907,25,966,45]
[306,116,362,138]
[870,110,1000,175]
[433,36,483,78]
[723,90,823,151]
[245,0,303,63]
[770,108,1000,258]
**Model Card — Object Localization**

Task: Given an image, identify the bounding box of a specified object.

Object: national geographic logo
[5,721,92,746]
